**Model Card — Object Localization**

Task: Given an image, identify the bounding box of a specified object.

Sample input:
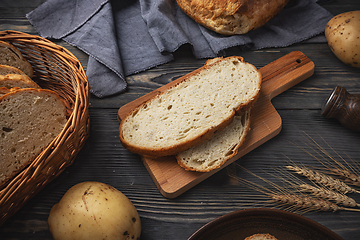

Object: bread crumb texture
[0,89,67,185]
[120,57,260,151]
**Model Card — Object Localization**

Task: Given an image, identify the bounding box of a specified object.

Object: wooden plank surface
[1,1,360,240]
[118,51,315,198]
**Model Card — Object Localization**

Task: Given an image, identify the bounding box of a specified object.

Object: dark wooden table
[1,0,360,239]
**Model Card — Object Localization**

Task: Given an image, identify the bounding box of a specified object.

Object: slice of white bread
[119,56,261,157]
[0,88,67,188]
[0,40,33,78]
[176,109,251,172]
[0,74,41,89]
[244,233,278,240]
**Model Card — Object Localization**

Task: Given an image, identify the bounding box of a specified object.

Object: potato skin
[325,10,360,68]
[48,181,141,240]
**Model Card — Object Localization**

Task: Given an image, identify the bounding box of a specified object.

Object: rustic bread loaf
[0,40,33,77]
[176,109,251,172]
[0,74,41,89]
[0,88,67,188]
[176,0,289,35]
[244,233,278,240]
[119,56,261,157]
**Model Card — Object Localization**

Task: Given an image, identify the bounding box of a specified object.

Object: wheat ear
[299,184,360,208]
[329,168,360,187]
[300,133,360,188]
[270,194,340,212]
[286,165,360,194]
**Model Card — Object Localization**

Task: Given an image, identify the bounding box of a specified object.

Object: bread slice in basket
[119,56,261,157]
[0,64,29,76]
[0,73,41,89]
[0,40,33,78]
[0,88,67,188]
[176,109,251,172]
[0,87,19,97]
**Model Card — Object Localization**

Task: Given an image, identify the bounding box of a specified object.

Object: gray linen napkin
[27,0,333,98]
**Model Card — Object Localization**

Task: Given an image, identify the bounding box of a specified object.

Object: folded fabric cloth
[27,0,333,98]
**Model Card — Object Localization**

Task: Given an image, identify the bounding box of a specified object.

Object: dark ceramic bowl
[188,208,343,240]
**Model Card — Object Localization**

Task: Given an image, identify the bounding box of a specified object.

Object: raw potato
[48,182,141,240]
[325,10,360,68]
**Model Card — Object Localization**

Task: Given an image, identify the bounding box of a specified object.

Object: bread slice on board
[0,73,41,89]
[0,88,67,188]
[0,40,33,78]
[176,0,289,35]
[176,109,251,172]
[119,56,261,157]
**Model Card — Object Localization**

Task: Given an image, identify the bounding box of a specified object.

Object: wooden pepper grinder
[321,86,360,131]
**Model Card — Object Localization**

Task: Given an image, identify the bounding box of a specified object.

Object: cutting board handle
[260,51,315,100]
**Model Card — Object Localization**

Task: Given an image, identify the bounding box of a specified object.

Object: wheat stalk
[329,168,360,187]
[226,134,360,214]
[299,184,360,208]
[270,194,340,212]
[286,165,360,194]
[296,133,360,188]
[231,165,360,214]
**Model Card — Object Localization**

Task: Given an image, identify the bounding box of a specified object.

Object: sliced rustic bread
[0,74,41,89]
[176,109,251,172]
[119,56,261,157]
[244,233,278,240]
[0,64,29,76]
[0,88,67,188]
[0,87,19,97]
[0,40,33,78]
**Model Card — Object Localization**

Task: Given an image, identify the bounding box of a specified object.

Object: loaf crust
[176,0,289,35]
[0,40,33,77]
[0,73,41,89]
[0,88,67,188]
[0,87,20,97]
[119,56,261,157]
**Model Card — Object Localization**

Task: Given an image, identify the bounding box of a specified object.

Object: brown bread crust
[176,0,289,35]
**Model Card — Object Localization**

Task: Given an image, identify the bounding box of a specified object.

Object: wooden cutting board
[118,51,315,198]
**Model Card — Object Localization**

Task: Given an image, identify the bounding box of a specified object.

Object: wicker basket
[0,30,90,225]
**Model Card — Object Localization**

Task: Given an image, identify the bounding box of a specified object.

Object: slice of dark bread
[0,73,41,89]
[0,87,19,97]
[0,88,67,188]
[0,40,33,78]
[0,64,29,76]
